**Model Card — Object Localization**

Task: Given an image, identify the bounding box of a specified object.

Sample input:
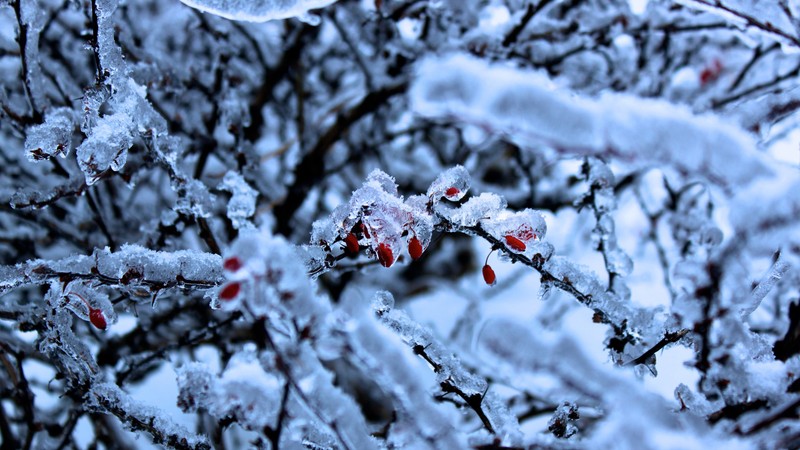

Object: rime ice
[179,0,338,22]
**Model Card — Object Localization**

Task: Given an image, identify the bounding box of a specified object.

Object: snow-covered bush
[1,0,799,448]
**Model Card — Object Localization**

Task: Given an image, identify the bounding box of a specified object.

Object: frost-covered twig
[10,0,43,121]
[377,300,520,442]
[742,253,791,318]
[633,183,677,301]
[625,329,689,367]
[411,54,772,189]
[435,213,637,351]
[689,0,800,48]
[89,383,211,450]
[1,245,222,295]
[712,60,800,109]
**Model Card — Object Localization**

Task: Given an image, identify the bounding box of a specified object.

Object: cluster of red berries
[337,185,461,269]
[218,182,540,296]
[342,222,425,269]
[483,228,538,286]
[219,255,244,301]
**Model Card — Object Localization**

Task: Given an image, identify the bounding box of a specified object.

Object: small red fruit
[445,187,460,198]
[408,236,423,260]
[505,235,526,252]
[344,233,360,255]
[89,308,107,330]
[360,223,371,239]
[223,256,243,272]
[377,243,394,268]
[482,264,496,286]
[219,282,241,301]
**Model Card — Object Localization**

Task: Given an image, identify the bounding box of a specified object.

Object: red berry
[223,256,243,272]
[408,236,423,260]
[219,282,241,301]
[377,243,394,268]
[699,68,715,85]
[482,264,496,286]
[445,187,460,198]
[344,233,360,255]
[699,59,723,85]
[360,223,371,239]
[89,308,107,330]
[505,235,526,252]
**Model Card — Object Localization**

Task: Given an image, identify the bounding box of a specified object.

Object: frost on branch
[178,0,339,22]
[89,382,210,450]
[4,0,800,448]
[177,352,282,431]
[373,291,522,447]
[219,171,257,230]
[311,169,437,270]
[24,107,75,161]
[478,318,744,449]
[3,245,222,297]
[410,53,772,188]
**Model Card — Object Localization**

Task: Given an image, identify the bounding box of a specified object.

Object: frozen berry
[482,264,496,286]
[408,236,423,260]
[219,282,241,301]
[377,243,394,268]
[344,233,360,255]
[445,187,460,198]
[89,308,107,330]
[223,256,243,272]
[505,235,526,252]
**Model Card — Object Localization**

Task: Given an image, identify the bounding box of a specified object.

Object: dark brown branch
[11,0,43,122]
[437,215,631,343]
[745,398,800,435]
[7,262,219,296]
[9,181,87,210]
[90,0,106,83]
[115,311,242,384]
[625,329,689,367]
[713,61,800,109]
[196,217,221,255]
[90,389,211,450]
[243,24,315,143]
[708,399,768,424]
[85,190,117,251]
[273,80,409,236]
[728,43,779,92]
[411,344,495,434]
[691,0,800,48]
[502,0,555,47]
